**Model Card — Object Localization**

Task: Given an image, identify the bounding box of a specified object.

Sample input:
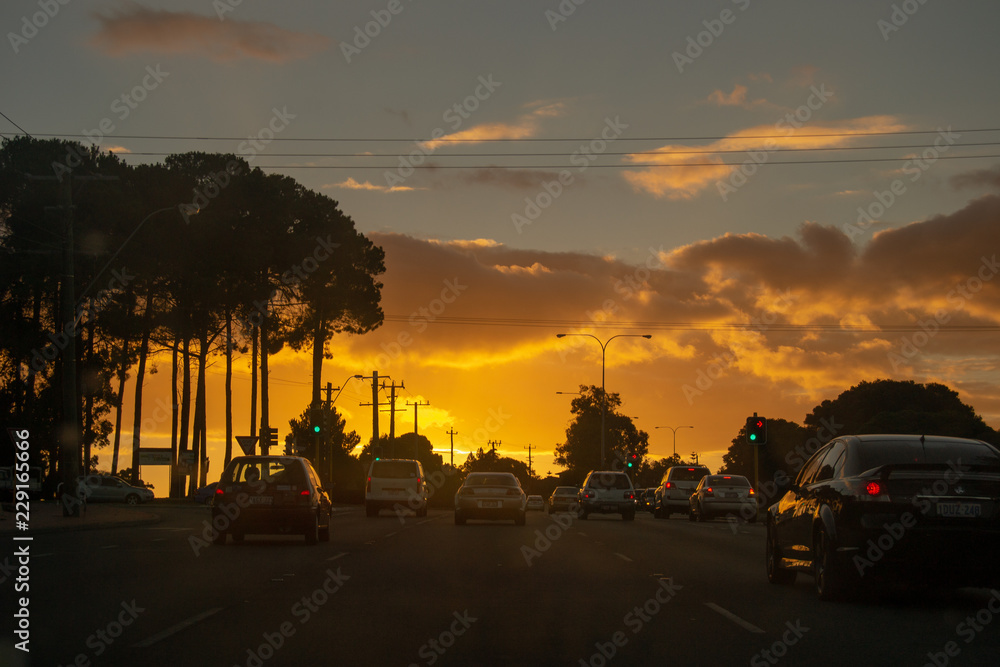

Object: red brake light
[664,482,673,490]
[625,491,634,500]
[215,487,224,495]
[748,487,755,496]
[866,481,882,496]
[300,489,310,496]
[366,477,371,493]
[704,487,714,497]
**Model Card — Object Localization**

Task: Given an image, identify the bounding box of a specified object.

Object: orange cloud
[420,101,567,150]
[623,115,908,200]
[325,177,420,193]
[90,4,330,63]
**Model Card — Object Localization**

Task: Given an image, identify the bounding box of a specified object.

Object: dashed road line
[132,607,224,648]
[705,602,764,633]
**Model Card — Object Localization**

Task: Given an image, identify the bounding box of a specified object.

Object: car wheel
[766,522,796,585]
[696,505,706,522]
[365,502,377,518]
[688,509,697,522]
[515,511,526,526]
[417,506,428,518]
[580,510,589,520]
[622,511,635,522]
[212,527,227,546]
[319,512,331,542]
[814,527,851,601]
[454,512,466,526]
[305,514,319,545]
[653,506,663,519]
[125,494,140,506]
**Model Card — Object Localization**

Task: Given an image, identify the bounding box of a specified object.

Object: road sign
[138,448,173,465]
[236,435,258,456]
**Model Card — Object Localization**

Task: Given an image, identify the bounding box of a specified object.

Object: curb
[0,512,163,536]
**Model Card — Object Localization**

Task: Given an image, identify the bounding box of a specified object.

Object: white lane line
[705,602,765,634]
[615,553,633,562]
[384,531,398,538]
[100,545,119,550]
[326,552,348,561]
[132,607,224,648]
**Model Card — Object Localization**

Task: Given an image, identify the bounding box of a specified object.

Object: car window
[707,476,750,487]
[856,439,1000,472]
[586,473,632,490]
[371,460,419,478]
[464,474,518,487]
[813,441,845,483]
[666,467,709,482]
[797,444,831,486]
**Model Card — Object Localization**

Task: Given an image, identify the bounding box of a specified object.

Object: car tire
[305,514,319,545]
[688,509,697,522]
[696,505,706,522]
[319,513,331,542]
[454,512,466,526]
[622,510,635,522]
[515,511,526,526]
[814,526,852,601]
[125,494,140,506]
[212,527,227,546]
[653,506,663,519]
[766,522,796,585]
[365,502,377,518]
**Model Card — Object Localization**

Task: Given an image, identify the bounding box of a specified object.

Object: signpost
[235,436,258,457]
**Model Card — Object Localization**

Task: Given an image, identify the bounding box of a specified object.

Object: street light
[556,333,652,468]
[655,425,694,460]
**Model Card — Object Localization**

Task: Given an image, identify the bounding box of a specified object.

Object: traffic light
[627,453,638,469]
[746,415,767,444]
[373,445,383,461]
[313,424,321,434]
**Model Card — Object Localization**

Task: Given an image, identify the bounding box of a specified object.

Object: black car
[212,456,332,545]
[766,434,1000,600]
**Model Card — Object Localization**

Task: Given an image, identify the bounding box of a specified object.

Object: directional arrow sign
[236,436,258,456]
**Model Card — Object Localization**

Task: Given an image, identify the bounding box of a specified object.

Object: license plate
[249,496,273,505]
[602,505,614,511]
[479,500,500,509]
[936,501,981,518]
[725,492,739,498]
[385,489,404,496]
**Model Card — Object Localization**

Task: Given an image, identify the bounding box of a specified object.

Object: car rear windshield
[857,440,1000,472]
[371,460,419,479]
[706,475,749,487]
[227,459,305,486]
[464,474,519,487]
[668,468,709,482]
[554,487,577,496]
[586,473,632,490]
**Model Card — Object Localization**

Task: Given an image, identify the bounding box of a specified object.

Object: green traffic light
[750,433,757,441]
[313,425,321,433]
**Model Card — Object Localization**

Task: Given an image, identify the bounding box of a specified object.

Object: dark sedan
[766,434,1000,600]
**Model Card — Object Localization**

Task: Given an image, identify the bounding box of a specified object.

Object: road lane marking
[100,545,119,550]
[385,531,398,538]
[326,552,348,561]
[705,602,764,633]
[132,607,224,648]
[615,553,633,562]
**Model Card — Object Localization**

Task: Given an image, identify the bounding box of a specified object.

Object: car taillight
[301,489,310,496]
[704,487,714,497]
[748,487,755,496]
[583,491,596,499]
[866,481,883,496]
[624,491,634,500]
[215,487,224,496]
[366,476,371,493]
[664,482,673,490]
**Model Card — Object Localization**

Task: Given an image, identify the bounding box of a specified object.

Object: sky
[4,0,1000,492]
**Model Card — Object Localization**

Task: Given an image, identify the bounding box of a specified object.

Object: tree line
[0,137,385,497]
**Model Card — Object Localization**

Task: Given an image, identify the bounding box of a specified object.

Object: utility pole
[371,370,379,449]
[383,379,404,457]
[447,428,458,467]
[407,400,431,460]
[523,443,536,477]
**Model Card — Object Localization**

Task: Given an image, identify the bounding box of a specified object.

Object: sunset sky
[4,1,1000,491]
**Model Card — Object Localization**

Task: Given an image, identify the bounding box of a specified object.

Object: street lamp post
[556,333,652,468]
[655,425,694,460]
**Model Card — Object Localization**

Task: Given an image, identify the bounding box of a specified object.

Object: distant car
[688,474,756,522]
[578,470,636,521]
[212,456,331,545]
[654,466,711,518]
[76,474,154,505]
[194,482,219,505]
[547,486,579,514]
[767,434,1000,600]
[366,458,427,518]
[642,488,658,513]
[454,472,526,525]
[526,495,544,511]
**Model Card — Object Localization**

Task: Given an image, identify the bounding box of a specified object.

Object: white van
[365,459,427,517]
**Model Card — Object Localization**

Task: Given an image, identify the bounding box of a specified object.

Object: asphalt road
[4,505,1000,666]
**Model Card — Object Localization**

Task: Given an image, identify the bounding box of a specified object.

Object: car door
[777,445,830,557]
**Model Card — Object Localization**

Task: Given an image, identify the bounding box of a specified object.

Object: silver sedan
[689,474,757,522]
[454,472,526,525]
